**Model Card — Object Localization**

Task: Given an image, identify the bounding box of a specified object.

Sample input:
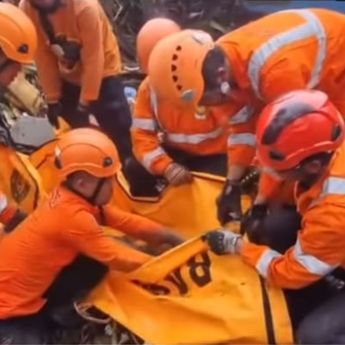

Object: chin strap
[63,178,107,206]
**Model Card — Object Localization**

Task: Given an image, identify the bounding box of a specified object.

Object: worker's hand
[74,103,90,127]
[241,204,268,243]
[145,228,185,255]
[164,163,193,186]
[4,209,27,233]
[47,102,62,129]
[217,179,242,225]
[203,229,242,255]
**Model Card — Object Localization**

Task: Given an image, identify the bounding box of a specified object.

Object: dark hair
[202,46,227,90]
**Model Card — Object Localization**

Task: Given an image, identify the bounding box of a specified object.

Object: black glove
[217,180,242,225]
[240,204,268,242]
[4,209,28,234]
[203,230,241,255]
[73,103,90,128]
[47,102,62,129]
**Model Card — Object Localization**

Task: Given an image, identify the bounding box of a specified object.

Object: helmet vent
[172,54,178,61]
[176,45,182,51]
[331,124,342,141]
[18,44,29,54]
[103,157,113,167]
[269,150,285,161]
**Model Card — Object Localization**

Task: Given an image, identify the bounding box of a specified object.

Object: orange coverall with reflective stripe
[217,8,345,199]
[131,77,255,175]
[241,142,345,289]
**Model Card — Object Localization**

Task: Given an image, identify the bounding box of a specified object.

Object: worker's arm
[102,205,183,247]
[226,106,258,181]
[131,80,173,175]
[66,210,151,272]
[240,203,345,289]
[19,0,62,103]
[77,2,104,104]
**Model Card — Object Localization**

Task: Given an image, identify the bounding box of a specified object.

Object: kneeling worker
[206,90,345,344]
[0,128,183,344]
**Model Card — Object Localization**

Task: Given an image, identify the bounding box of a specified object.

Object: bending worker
[19,0,133,167]
[206,89,345,344]
[0,127,183,344]
[147,8,345,224]
[131,18,232,193]
[0,3,38,232]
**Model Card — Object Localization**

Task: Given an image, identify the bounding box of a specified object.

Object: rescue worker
[132,19,229,191]
[206,89,345,343]
[0,3,38,232]
[19,0,133,168]
[0,127,183,344]
[147,9,345,225]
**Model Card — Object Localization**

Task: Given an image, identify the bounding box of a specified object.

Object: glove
[161,229,185,247]
[73,103,90,127]
[204,229,241,255]
[240,204,268,241]
[164,163,193,186]
[47,102,62,129]
[3,209,27,233]
[217,180,242,225]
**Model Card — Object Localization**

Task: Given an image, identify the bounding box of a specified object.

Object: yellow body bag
[0,141,293,344]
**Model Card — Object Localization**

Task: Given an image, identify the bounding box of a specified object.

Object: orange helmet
[54,128,121,179]
[148,29,215,107]
[0,3,37,64]
[256,89,345,171]
[137,17,181,73]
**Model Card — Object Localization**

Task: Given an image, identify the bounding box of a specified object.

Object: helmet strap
[64,178,107,206]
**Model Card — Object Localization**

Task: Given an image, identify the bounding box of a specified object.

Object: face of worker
[274,160,325,184]
[73,174,115,206]
[199,54,231,107]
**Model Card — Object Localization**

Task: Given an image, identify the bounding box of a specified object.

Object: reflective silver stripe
[166,127,224,145]
[229,106,255,125]
[149,87,159,118]
[248,9,327,99]
[293,238,336,276]
[256,249,282,278]
[321,177,345,196]
[142,147,166,171]
[0,195,8,214]
[131,118,156,131]
[227,133,256,147]
[309,177,345,208]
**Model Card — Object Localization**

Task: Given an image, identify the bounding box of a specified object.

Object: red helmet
[256,90,345,171]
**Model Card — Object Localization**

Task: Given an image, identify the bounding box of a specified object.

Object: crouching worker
[130,20,228,195]
[0,128,183,344]
[205,90,345,344]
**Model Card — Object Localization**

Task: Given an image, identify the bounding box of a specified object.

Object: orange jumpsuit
[241,142,345,289]
[132,77,254,175]
[19,0,122,104]
[0,186,165,319]
[217,8,345,199]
